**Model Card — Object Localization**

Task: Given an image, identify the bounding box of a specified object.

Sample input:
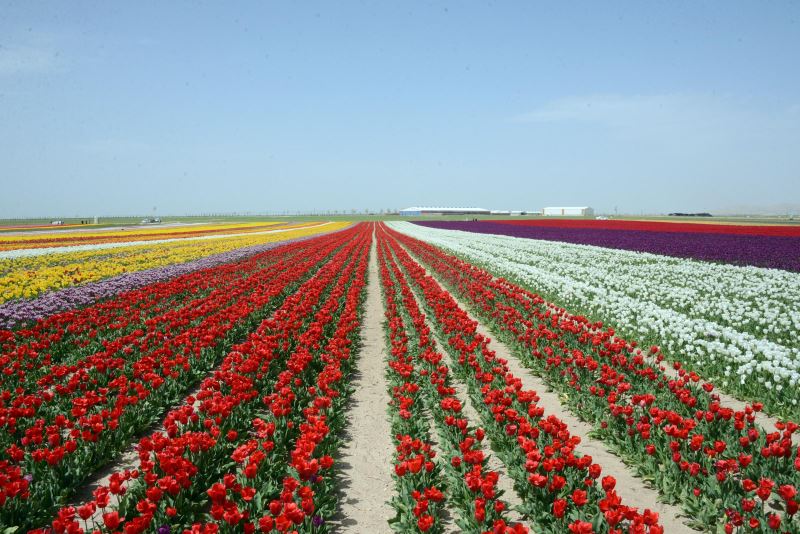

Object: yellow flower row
[0,222,284,250]
[0,222,349,304]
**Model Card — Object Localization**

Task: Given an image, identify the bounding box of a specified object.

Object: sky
[1,1,799,217]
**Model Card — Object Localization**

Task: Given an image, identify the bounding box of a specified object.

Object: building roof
[543,206,592,210]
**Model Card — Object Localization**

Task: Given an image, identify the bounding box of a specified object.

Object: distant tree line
[667,212,713,217]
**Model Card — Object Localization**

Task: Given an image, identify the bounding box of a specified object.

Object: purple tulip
[414,221,800,272]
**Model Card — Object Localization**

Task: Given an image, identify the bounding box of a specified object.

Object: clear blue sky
[1,1,799,217]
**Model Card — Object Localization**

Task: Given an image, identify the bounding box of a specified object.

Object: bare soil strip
[333,233,395,533]
[405,249,696,533]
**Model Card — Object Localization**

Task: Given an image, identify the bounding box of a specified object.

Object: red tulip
[553,498,567,518]
[103,511,121,530]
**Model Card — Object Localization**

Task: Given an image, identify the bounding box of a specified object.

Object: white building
[399,206,491,216]
[542,206,594,217]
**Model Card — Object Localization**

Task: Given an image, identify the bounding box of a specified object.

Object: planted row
[3,227,360,530]
[388,225,800,533]
[0,222,344,305]
[393,221,800,419]
[378,236,523,533]
[46,223,370,534]
[379,225,662,534]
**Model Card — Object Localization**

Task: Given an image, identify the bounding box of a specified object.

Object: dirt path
[403,248,696,533]
[333,231,395,533]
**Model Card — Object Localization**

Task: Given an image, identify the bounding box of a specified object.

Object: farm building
[542,206,595,217]
[399,206,492,216]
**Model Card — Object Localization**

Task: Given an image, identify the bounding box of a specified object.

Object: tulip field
[0,219,798,533]
[400,221,800,419]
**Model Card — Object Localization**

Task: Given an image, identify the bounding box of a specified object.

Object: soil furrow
[333,232,395,533]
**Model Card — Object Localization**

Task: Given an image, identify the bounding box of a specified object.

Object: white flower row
[389,222,800,409]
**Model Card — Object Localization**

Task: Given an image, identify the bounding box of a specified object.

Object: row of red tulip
[4,237,316,419]
[3,237,338,527]
[3,227,363,531]
[0,236,313,390]
[379,232,449,533]
[387,225,800,533]
[43,224,371,534]
[380,224,664,534]
[377,232,527,533]
[3,243,312,447]
[0,235,320,428]
[192,228,369,533]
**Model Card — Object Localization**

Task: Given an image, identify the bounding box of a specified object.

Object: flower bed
[0,226,363,531]
[387,223,800,533]
[393,221,800,419]
[0,222,347,305]
[414,220,800,272]
[377,234,524,533]
[379,225,662,534]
